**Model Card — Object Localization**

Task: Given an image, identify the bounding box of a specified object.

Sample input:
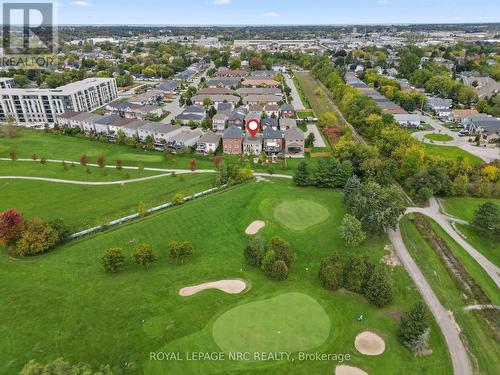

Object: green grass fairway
[212,292,330,353]
[273,199,330,231]
[0,173,214,231]
[424,133,454,142]
[423,143,483,165]
[0,180,452,374]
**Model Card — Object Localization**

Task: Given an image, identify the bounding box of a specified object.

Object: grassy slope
[400,215,500,375]
[440,197,500,267]
[295,72,336,116]
[423,143,483,165]
[0,173,214,231]
[0,180,451,375]
[0,129,318,176]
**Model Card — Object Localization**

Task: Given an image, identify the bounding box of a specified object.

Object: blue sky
[6,0,500,25]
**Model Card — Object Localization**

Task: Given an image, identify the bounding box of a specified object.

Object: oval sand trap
[354,331,386,356]
[245,220,265,235]
[179,279,247,297]
[335,365,369,375]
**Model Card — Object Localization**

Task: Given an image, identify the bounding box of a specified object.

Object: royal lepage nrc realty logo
[1,2,57,68]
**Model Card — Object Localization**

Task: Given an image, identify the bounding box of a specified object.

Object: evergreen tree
[293,161,311,186]
[363,267,393,307]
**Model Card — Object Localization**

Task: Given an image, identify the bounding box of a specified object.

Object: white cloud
[72,1,92,6]
[263,12,278,17]
[377,0,388,4]
[211,0,231,5]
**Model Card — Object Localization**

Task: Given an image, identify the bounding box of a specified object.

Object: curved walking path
[388,227,472,375]
[406,198,500,288]
[464,304,500,311]
[0,158,293,183]
[0,174,173,185]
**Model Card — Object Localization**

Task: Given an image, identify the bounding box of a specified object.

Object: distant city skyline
[4,0,500,26]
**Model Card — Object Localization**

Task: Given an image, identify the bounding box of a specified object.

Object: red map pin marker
[246,118,260,137]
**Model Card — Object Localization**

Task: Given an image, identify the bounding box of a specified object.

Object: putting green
[212,292,330,353]
[273,199,330,230]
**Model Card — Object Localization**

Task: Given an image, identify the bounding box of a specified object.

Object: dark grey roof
[285,127,304,140]
[217,102,233,112]
[223,125,243,139]
[263,126,283,139]
[95,114,121,125]
[140,122,180,133]
[261,117,278,128]
[280,103,294,111]
[228,110,246,121]
[157,80,179,92]
[471,118,500,135]
[184,104,206,114]
[197,132,222,144]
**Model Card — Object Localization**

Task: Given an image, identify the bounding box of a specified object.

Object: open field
[424,133,454,142]
[295,72,337,116]
[401,215,500,375]
[0,179,451,374]
[0,173,214,231]
[440,197,499,222]
[423,143,484,165]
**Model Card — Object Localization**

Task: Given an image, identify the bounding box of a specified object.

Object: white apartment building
[0,77,118,125]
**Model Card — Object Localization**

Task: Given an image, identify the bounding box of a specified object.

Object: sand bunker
[354,331,386,356]
[335,365,369,375]
[245,220,265,235]
[179,279,247,297]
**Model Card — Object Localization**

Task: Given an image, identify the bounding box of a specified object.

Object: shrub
[0,209,24,246]
[14,218,59,256]
[189,158,197,171]
[48,218,71,244]
[168,240,193,264]
[80,154,89,166]
[31,153,38,160]
[132,243,157,267]
[342,255,371,294]
[399,302,430,355]
[266,236,294,266]
[319,253,342,290]
[363,267,393,307]
[97,154,105,168]
[339,214,366,247]
[137,201,147,218]
[243,237,266,267]
[171,193,185,206]
[101,248,125,273]
[116,159,123,170]
[20,357,112,375]
[267,260,289,280]
[9,150,17,160]
[40,157,47,165]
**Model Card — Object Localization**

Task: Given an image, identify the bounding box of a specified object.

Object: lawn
[401,215,500,375]
[0,173,215,231]
[0,128,328,176]
[297,111,315,119]
[0,180,451,375]
[423,143,484,165]
[424,133,454,142]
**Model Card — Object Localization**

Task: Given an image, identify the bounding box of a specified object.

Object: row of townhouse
[211,106,296,132]
[104,101,164,119]
[57,111,204,150]
[219,123,305,157]
[0,78,118,126]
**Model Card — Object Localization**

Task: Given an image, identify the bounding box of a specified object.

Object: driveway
[285,73,305,110]
[304,124,326,147]
[161,99,184,123]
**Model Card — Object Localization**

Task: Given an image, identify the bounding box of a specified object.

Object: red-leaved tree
[189,159,197,172]
[0,209,24,246]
